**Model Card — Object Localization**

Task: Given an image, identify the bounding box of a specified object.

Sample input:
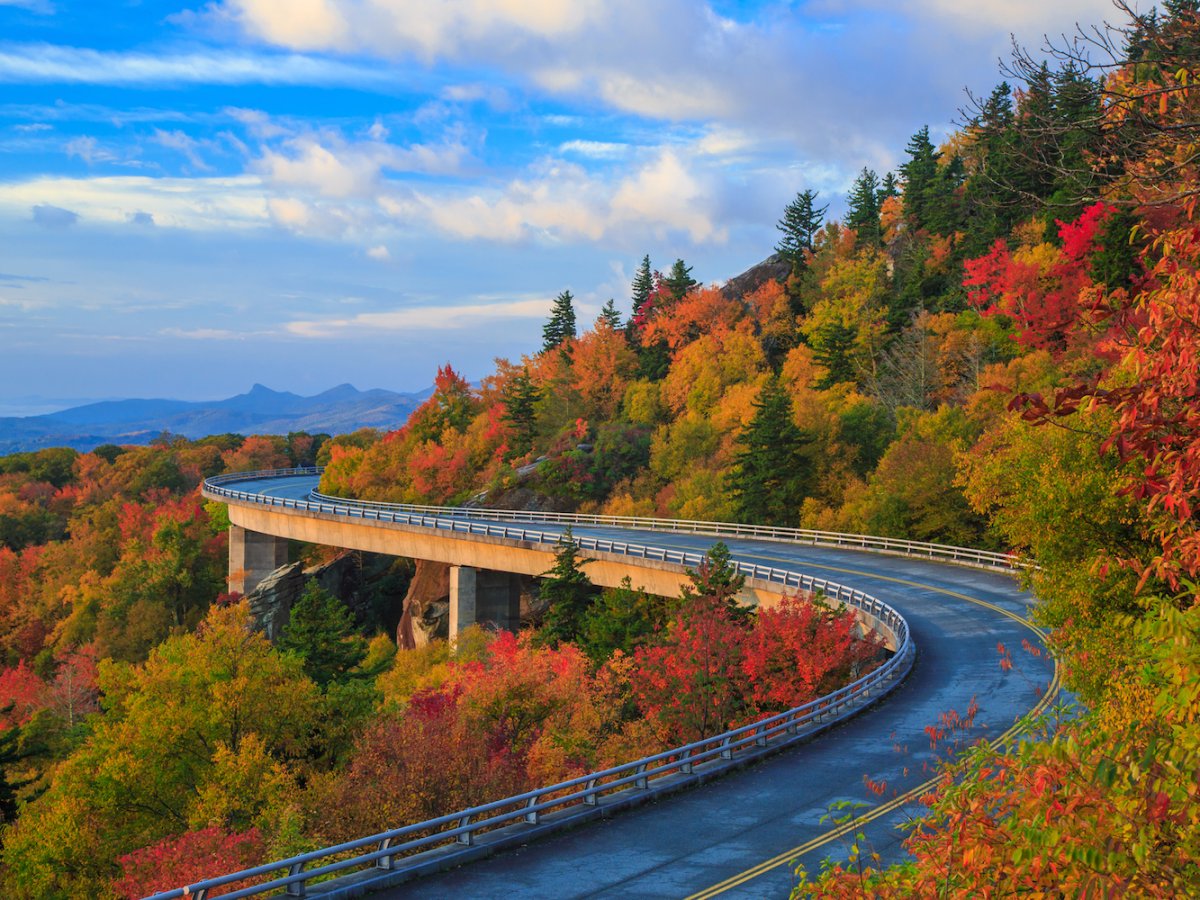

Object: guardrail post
[720,738,734,760]
[524,796,541,824]
[456,814,474,845]
[375,837,396,870]
[285,862,306,897]
[635,763,649,789]
[583,777,599,805]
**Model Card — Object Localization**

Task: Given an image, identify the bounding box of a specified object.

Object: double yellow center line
[684,558,1061,899]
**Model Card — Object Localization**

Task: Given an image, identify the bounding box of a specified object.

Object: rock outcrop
[721,252,792,302]
[243,550,413,641]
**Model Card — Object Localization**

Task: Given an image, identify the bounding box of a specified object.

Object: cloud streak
[286,297,555,337]
[0,43,398,88]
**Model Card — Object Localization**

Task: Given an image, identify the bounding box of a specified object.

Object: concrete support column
[449,565,477,637]
[229,524,289,596]
[450,566,523,637]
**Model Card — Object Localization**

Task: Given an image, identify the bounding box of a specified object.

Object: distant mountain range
[0,383,433,454]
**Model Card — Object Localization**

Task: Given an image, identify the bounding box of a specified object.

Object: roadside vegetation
[1,2,1199,895]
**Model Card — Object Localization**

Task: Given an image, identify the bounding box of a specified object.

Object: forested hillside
[1,1,1198,896]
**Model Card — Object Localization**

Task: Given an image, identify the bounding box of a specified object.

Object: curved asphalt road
[231,475,1057,899]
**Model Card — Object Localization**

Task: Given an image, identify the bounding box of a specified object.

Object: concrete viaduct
[218,471,868,642]
[192,468,1056,899]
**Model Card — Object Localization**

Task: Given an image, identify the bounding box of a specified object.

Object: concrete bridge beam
[449,565,522,636]
[229,525,288,596]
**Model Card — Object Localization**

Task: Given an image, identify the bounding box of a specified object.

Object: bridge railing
[204,467,1028,573]
[164,469,920,899]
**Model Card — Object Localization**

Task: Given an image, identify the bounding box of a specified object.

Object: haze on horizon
[0,0,1116,409]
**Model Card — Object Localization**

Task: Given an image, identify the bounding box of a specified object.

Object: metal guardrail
[167,468,919,900]
[205,467,1026,573]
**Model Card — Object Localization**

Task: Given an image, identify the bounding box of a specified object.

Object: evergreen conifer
[728,375,813,527]
[542,290,577,353]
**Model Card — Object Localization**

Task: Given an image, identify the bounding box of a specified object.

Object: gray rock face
[243,550,413,641]
[245,561,305,641]
[721,252,792,302]
[397,558,451,649]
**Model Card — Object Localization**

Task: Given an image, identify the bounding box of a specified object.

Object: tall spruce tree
[278,582,368,688]
[728,374,813,527]
[501,367,540,459]
[811,321,859,388]
[542,289,577,353]
[537,527,595,647]
[664,259,698,302]
[845,167,883,247]
[899,125,941,231]
[631,255,653,317]
[597,298,623,329]
[879,171,901,202]
[776,189,827,271]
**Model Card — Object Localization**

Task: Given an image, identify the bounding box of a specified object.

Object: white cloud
[0,44,396,87]
[266,196,316,229]
[0,175,269,230]
[612,150,722,242]
[285,296,554,337]
[849,0,1117,35]
[366,244,389,260]
[253,129,471,199]
[559,140,628,159]
[153,129,214,171]
[440,83,511,109]
[223,0,605,58]
[415,148,722,244]
[219,0,351,50]
[64,135,117,164]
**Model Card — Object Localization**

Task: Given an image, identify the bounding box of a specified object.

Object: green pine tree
[536,527,595,647]
[899,125,940,231]
[597,298,623,329]
[631,254,654,317]
[811,321,859,388]
[679,542,750,624]
[845,167,883,247]
[776,189,827,271]
[579,576,668,664]
[878,171,900,202]
[542,289,578,353]
[501,367,541,459]
[728,375,814,527]
[664,259,698,302]
[278,582,368,688]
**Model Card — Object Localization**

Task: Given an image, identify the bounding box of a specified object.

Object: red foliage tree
[741,593,882,715]
[964,202,1115,356]
[630,594,748,744]
[111,826,265,900]
[0,661,45,727]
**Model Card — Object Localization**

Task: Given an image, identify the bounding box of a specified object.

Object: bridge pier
[229,525,288,596]
[449,565,522,636]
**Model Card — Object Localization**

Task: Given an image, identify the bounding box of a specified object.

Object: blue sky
[0,0,1117,414]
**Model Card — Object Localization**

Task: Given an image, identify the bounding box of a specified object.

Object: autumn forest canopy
[2,1,1200,896]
